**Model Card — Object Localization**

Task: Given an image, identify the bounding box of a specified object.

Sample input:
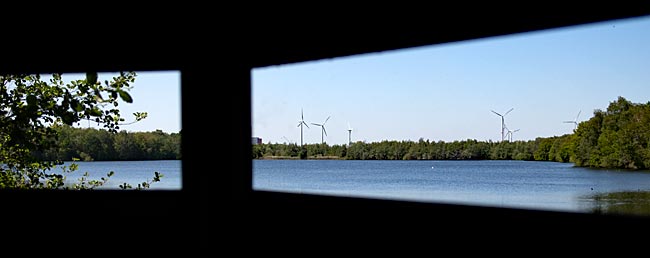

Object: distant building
[252,137,262,145]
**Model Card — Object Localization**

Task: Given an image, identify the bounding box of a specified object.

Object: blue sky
[61,70,181,133]
[252,15,650,146]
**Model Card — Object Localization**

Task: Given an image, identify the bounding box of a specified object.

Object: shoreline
[258,155,342,160]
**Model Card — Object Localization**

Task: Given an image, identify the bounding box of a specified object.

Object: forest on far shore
[35,126,181,162]
[253,96,650,170]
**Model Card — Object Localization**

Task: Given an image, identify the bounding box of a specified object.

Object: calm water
[59,160,181,190]
[253,159,650,213]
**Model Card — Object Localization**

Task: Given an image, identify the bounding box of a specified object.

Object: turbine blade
[504,108,514,116]
[323,126,327,136]
[324,116,331,124]
[491,110,501,116]
[303,122,309,128]
[563,121,574,123]
[311,123,321,126]
[576,110,581,120]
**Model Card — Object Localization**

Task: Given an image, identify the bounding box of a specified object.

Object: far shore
[258,155,342,160]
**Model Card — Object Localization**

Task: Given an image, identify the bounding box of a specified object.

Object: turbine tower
[297,109,309,146]
[347,122,353,145]
[311,116,330,144]
[491,108,513,142]
[563,110,581,131]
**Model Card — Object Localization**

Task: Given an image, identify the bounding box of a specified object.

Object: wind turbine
[505,125,520,142]
[297,109,309,146]
[563,110,581,131]
[347,122,353,145]
[511,129,520,142]
[311,116,330,144]
[491,108,513,142]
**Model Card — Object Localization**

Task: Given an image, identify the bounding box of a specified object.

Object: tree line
[253,96,650,170]
[35,125,181,162]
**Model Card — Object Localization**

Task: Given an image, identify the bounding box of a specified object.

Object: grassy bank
[589,191,650,216]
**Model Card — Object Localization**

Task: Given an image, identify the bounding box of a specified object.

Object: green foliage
[119,171,163,190]
[572,97,650,169]
[40,127,181,161]
[0,72,162,190]
[256,140,532,161]
[299,147,308,159]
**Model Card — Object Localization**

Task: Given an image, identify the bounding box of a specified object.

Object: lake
[59,160,182,190]
[253,159,650,213]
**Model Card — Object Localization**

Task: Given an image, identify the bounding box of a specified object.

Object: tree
[572,97,650,169]
[0,72,159,189]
